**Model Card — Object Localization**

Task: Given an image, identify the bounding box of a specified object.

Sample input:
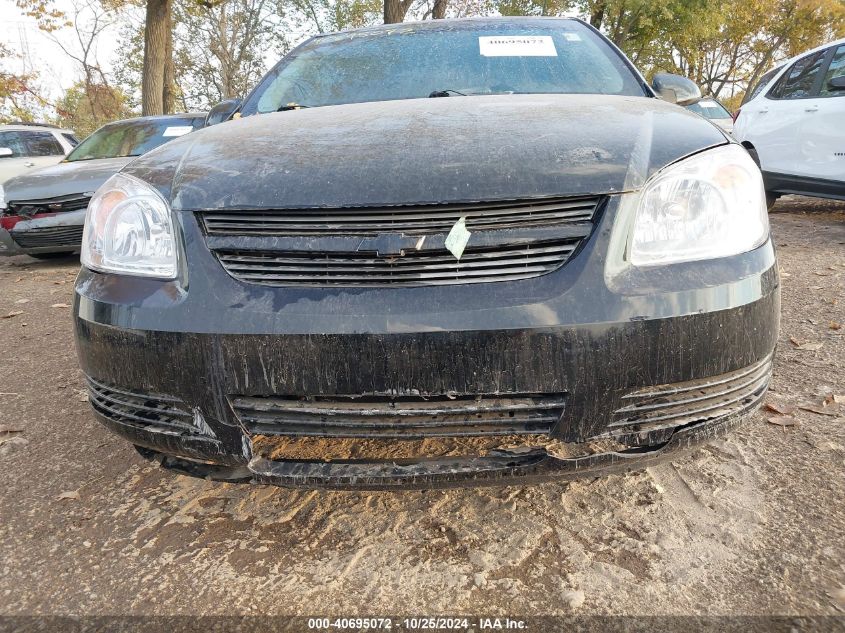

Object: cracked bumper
[73,199,781,489]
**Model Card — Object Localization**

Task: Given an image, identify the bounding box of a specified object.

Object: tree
[54,80,132,136]
[141,0,172,114]
[383,0,413,22]
[173,0,288,106]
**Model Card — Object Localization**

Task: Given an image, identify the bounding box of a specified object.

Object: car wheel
[765,191,779,210]
[28,252,76,260]
[744,147,778,211]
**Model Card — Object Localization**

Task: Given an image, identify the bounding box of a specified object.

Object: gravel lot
[1,196,843,620]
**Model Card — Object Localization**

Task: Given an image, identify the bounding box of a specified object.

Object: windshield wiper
[429,89,467,98]
[277,102,312,111]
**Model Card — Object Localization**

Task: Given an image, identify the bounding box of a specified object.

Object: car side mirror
[0,147,13,158]
[651,73,703,106]
[205,98,242,127]
[828,76,845,91]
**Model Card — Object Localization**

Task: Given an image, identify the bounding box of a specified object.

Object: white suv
[0,123,78,185]
[734,38,845,207]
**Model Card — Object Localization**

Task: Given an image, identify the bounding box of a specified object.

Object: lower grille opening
[231,392,566,439]
[87,377,199,436]
[11,225,84,249]
[610,354,773,445]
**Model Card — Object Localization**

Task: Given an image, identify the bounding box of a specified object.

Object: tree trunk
[384,0,412,23]
[432,0,447,19]
[141,0,170,116]
[163,4,175,114]
[589,1,606,29]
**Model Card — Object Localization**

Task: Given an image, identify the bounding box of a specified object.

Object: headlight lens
[81,173,178,278]
[630,144,768,266]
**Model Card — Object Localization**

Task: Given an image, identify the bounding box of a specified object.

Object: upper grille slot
[8,193,91,216]
[231,392,566,439]
[203,195,601,287]
[216,239,579,286]
[201,196,599,236]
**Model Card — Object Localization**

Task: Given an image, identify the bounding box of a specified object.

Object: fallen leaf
[799,405,838,417]
[767,416,796,427]
[14,299,29,304]
[814,271,833,276]
[789,335,823,350]
[50,303,71,308]
[764,402,796,415]
[57,491,80,501]
[2,311,23,319]
[830,322,842,331]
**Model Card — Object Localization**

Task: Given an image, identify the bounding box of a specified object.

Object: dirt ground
[1,196,843,620]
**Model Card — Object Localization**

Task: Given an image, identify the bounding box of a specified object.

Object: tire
[765,191,779,210]
[744,147,778,211]
[28,252,77,260]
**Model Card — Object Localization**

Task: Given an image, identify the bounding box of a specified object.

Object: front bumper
[0,209,86,256]
[73,196,780,488]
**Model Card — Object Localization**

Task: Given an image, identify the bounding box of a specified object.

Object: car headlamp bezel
[628,143,770,267]
[81,172,180,279]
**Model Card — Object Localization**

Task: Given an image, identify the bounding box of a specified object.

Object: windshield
[242,20,645,115]
[686,99,731,119]
[65,117,201,162]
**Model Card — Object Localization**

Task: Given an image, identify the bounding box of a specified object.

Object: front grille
[202,197,599,236]
[87,377,200,436]
[217,239,580,287]
[231,392,567,439]
[8,193,91,216]
[610,354,773,444]
[203,195,601,287]
[10,225,84,249]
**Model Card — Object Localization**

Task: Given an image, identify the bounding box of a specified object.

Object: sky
[0,0,121,101]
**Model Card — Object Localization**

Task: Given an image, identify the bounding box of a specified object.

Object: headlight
[81,173,179,278]
[630,144,768,266]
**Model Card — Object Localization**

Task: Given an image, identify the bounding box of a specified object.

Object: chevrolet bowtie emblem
[356,234,424,257]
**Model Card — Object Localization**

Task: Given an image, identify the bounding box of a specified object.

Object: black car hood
[3,156,134,203]
[125,94,728,210]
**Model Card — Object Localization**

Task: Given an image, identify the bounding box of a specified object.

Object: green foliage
[53,80,134,137]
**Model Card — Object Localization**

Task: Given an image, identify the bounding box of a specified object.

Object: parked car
[685,96,734,135]
[0,123,78,185]
[0,113,205,259]
[74,18,777,489]
[734,37,845,206]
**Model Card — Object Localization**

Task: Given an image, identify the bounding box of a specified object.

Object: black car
[74,18,779,489]
[0,114,205,259]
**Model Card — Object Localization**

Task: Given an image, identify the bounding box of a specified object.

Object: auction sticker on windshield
[478,35,558,57]
[162,126,194,137]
